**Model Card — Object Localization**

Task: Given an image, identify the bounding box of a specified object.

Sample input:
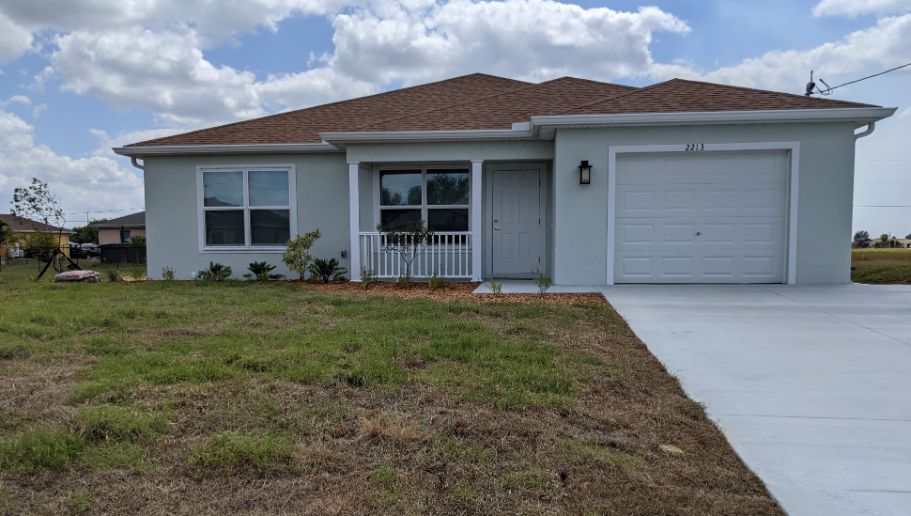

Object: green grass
[852,248,911,284]
[0,430,84,473]
[0,261,782,514]
[75,405,169,442]
[187,431,296,475]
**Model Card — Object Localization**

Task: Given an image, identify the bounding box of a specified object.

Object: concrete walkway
[601,284,911,516]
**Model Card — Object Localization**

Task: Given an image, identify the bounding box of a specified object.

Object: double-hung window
[198,166,296,250]
[379,168,470,231]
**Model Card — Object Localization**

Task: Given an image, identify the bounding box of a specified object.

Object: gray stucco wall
[144,123,858,284]
[552,122,858,285]
[143,153,349,280]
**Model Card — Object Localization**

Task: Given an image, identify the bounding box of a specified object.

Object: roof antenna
[804,70,816,96]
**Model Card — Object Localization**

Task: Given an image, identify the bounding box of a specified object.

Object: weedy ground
[852,248,911,284]
[0,261,780,515]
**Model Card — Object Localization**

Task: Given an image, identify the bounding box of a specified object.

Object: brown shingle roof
[125,74,880,148]
[563,78,876,115]
[94,211,145,229]
[0,214,66,233]
[128,73,530,146]
[355,77,636,132]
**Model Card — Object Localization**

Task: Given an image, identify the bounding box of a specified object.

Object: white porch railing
[359,231,472,279]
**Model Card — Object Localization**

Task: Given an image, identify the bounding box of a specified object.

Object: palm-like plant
[307,258,347,283]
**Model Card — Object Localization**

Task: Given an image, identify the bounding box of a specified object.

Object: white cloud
[649,14,911,94]
[0,110,144,221]
[0,12,33,63]
[329,1,690,85]
[813,0,911,17]
[36,0,688,126]
[51,29,265,126]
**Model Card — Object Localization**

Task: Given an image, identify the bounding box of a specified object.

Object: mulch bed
[300,280,607,305]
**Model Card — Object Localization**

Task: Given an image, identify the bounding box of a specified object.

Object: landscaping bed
[0,262,781,515]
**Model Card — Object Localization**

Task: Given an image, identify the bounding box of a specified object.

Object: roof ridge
[129,73,529,147]
[562,78,877,114]
[349,77,637,132]
[665,77,878,107]
[558,79,678,114]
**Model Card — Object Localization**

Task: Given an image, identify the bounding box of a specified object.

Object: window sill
[200,247,287,254]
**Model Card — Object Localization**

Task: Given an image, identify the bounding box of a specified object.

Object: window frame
[196,164,297,253]
[374,165,471,232]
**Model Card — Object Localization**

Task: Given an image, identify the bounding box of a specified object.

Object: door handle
[695,231,702,236]
[493,225,502,231]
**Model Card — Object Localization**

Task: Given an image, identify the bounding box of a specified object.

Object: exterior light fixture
[579,160,592,185]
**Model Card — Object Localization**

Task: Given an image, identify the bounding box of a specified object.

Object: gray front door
[491,168,543,277]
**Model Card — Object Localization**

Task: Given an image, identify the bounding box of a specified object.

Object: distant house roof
[123,73,878,148]
[0,213,66,233]
[94,211,145,229]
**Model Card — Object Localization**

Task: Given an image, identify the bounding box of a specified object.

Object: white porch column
[348,162,361,282]
[470,159,483,282]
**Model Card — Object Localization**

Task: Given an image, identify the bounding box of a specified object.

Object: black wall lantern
[578,160,592,185]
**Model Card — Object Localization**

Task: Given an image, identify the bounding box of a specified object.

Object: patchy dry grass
[0,261,781,514]
[852,248,911,283]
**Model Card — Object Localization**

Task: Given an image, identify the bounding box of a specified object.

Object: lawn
[852,248,911,284]
[0,261,780,515]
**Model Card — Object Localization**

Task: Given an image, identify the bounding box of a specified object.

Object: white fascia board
[320,128,534,147]
[112,142,341,157]
[530,107,897,138]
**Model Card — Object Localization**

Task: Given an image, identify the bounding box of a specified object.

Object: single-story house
[0,213,70,258]
[96,211,146,245]
[114,73,895,284]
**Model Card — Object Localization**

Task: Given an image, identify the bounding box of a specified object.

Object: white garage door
[614,150,789,284]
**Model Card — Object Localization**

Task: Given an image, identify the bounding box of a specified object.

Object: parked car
[69,243,100,259]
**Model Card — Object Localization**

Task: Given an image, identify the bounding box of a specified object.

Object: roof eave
[530,107,897,138]
[113,142,341,158]
[319,128,536,148]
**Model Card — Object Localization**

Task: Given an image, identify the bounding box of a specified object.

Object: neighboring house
[898,239,911,249]
[96,211,146,245]
[114,73,895,284]
[0,213,70,258]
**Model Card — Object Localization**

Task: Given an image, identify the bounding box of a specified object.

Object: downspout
[130,157,145,170]
[854,122,876,140]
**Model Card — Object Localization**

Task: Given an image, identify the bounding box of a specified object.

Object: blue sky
[0,0,908,234]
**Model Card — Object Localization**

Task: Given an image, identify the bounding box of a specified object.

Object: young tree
[12,178,65,230]
[384,221,434,284]
[282,230,321,280]
[853,230,870,248]
[0,221,11,271]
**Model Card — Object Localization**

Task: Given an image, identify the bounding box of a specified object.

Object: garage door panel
[614,151,788,284]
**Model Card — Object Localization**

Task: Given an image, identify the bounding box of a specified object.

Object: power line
[807,61,911,96]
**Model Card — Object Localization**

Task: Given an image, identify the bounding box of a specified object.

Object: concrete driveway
[601,284,911,516]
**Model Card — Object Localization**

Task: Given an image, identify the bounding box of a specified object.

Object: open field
[0,261,780,515]
[852,248,911,284]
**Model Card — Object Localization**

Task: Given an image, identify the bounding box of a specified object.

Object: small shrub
[67,488,93,514]
[106,269,120,282]
[0,430,84,473]
[393,275,410,288]
[534,270,552,295]
[197,262,232,281]
[283,230,321,280]
[428,274,447,290]
[247,261,276,282]
[307,258,347,283]
[360,268,374,289]
[489,280,503,295]
[129,235,146,248]
[187,431,296,475]
[161,266,175,281]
